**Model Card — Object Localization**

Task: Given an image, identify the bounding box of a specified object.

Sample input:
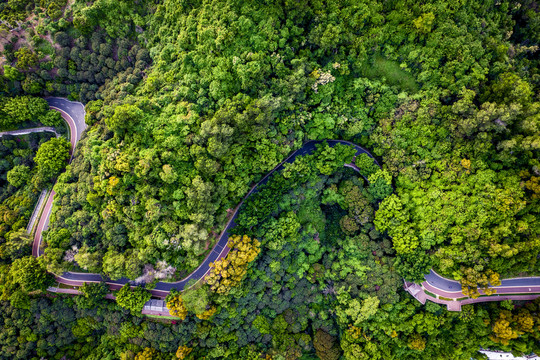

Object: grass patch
[439,296,454,301]
[144,314,181,320]
[69,266,90,273]
[57,282,79,290]
[360,55,419,94]
[424,290,436,297]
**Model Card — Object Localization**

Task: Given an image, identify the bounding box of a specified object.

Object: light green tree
[7,165,30,187]
[34,137,70,184]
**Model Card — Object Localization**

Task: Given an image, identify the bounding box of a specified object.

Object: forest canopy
[0,0,539,359]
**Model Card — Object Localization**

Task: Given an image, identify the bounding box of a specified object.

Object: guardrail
[26,190,48,234]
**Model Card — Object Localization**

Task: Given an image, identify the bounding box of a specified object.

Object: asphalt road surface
[425,270,540,295]
[32,98,87,258]
[45,97,86,153]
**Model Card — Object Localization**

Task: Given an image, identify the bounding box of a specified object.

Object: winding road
[32,98,540,307]
[32,98,87,262]
[33,112,377,295]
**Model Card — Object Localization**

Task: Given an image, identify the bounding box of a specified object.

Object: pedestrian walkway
[404,281,540,312]
[0,127,59,138]
[48,286,170,316]
[26,190,48,234]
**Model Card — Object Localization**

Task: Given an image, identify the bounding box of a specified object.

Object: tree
[3,65,23,81]
[0,229,32,261]
[1,95,48,127]
[159,164,178,184]
[206,235,260,295]
[105,103,144,135]
[314,143,356,175]
[54,31,71,47]
[367,169,393,200]
[75,282,109,309]
[102,248,126,279]
[264,212,301,251]
[84,99,103,125]
[39,110,64,127]
[34,137,70,183]
[22,75,42,94]
[460,268,501,299]
[134,347,158,360]
[490,311,520,345]
[413,12,435,34]
[338,180,374,232]
[14,48,38,70]
[115,284,151,313]
[375,194,419,255]
[9,289,30,309]
[313,329,341,360]
[335,290,380,327]
[487,72,533,105]
[176,346,193,360]
[45,228,71,248]
[355,153,379,178]
[408,334,427,351]
[9,256,53,292]
[166,290,188,320]
[181,285,211,316]
[6,165,30,187]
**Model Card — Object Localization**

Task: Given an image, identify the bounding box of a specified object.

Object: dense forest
[0,0,539,359]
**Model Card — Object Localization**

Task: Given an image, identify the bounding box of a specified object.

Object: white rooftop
[480,350,539,360]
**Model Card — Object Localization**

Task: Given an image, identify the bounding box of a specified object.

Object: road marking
[49,106,78,153]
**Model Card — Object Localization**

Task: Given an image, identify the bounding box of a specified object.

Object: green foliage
[314,143,357,175]
[75,282,109,309]
[253,315,271,335]
[0,132,50,245]
[84,100,103,125]
[7,0,540,358]
[3,65,23,81]
[0,295,188,359]
[72,0,147,37]
[314,329,341,360]
[6,164,30,187]
[0,95,49,129]
[367,169,393,200]
[360,56,419,94]
[14,48,38,70]
[335,291,380,327]
[413,12,436,34]
[40,110,64,127]
[33,137,70,183]
[44,228,70,248]
[375,194,419,255]
[105,103,144,135]
[7,256,53,293]
[115,284,151,314]
[355,153,379,178]
[181,286,210,316]
[0,229,32,262]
